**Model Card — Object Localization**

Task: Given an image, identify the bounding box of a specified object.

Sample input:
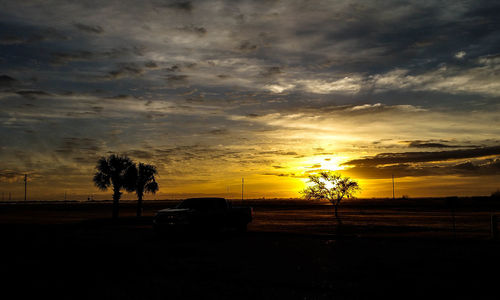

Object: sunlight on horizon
[1,1,499,200]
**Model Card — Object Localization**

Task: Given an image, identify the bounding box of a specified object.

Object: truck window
[212,198,227,209]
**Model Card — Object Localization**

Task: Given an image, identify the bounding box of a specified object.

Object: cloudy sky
[1,0,499,200]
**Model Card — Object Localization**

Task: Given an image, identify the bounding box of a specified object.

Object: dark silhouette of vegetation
[492,189,500,200]
[445,196,460,239]
[302,171,360,222]
[130,163,159,217]
[93,154,136,219]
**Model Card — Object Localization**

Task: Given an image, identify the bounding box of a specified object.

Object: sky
[1,0,499,200]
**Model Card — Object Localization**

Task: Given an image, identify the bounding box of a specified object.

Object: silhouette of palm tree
[131,163,159,217]
[93,154,136,219]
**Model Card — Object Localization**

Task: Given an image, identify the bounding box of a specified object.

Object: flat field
[1,198,500,299]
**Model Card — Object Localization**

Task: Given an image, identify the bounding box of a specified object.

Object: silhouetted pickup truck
[153,197,253,233]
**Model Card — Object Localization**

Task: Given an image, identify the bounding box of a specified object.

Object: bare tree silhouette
[130,163,159,217]
[302,171,360,222]
[93,154,136,219]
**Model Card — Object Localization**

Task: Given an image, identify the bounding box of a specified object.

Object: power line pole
[24,174,27,201]
[241,178,244,205]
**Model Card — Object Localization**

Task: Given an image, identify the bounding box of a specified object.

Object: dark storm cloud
[259,66,282,78]
[16,90,50,99]
[55,137,101,155]
[151,145,251,165]
[73,23,104,34]
[106,94,133,100]
[50,47,145,65]
[407,140,456,148]
[0,75,17,87]
[208,129,228,135]
[165,65,181,72]
[0,169,23,182]
[238,41,258,52]
[304,1,500,73]
[107,63,144,79]
[166,75,188,81]
[50,51,94,64]
[165,75,189,87]
[258,151,299,156]
[262,171,301,178]
[262,172,292,177]
[177,25,207,36]
[0,35,26,45]
[405,140,479,149]
[144,61,158,68]
[166,1,193,12]
[125,150,154,160]
[1,0,499,101]
[0,22,67,44]
[344,158,500,179]
[0,0,500,198]
[342,146,500,167]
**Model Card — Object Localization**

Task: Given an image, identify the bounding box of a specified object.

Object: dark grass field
[2,198,500,299]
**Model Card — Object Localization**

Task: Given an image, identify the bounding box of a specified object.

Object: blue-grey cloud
[73,23,104,34]
[0,75,17,87]
[342,146,500,167]
[343,158,500,179]
[1,0,500,197]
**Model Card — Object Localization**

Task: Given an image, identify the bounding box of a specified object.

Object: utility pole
[24,174,27,201]
[241,178,244,205]
[392,174,395,200]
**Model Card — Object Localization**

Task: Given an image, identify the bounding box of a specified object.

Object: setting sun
[2,2,500,298]
[1,1,499,201]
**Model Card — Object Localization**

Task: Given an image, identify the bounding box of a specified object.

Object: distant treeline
[3,196,499,211]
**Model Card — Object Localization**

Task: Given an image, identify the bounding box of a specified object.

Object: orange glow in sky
[1,1,500,200]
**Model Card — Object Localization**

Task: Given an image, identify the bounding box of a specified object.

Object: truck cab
[153,197,253,233]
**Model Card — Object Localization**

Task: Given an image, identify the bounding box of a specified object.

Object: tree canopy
[131,163,159,216]
[302,171,360,220]
[93,154,136,218]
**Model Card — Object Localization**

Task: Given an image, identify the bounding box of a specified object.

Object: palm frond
[145,180,159,194]
[135,163,159,194]
[93,172,110,191]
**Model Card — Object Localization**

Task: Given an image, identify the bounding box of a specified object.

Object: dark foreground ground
[2,199,500,299]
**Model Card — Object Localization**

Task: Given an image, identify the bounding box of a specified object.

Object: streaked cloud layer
[1,0,499,199]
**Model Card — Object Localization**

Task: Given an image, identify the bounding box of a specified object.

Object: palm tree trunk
[112,189,121,219]
[136,193,143,217]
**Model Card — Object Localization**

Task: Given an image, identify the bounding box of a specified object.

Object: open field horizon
[2,194,499,208]
[2,1,500,298]
[3,199,500,299]
[2,179,500,202]
[2,197,500,239]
